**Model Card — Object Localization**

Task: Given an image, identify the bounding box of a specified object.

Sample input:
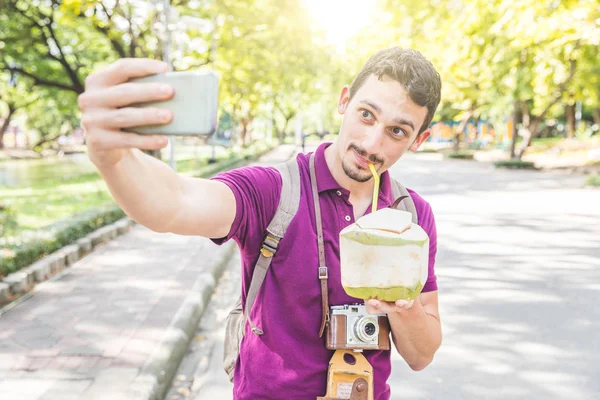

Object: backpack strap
[244,156,301,335]
[390,179,418,225]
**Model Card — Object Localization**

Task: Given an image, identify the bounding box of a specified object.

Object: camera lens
[364,322,376,336]
[354,317,379,343]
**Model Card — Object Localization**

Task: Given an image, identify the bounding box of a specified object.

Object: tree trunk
[281,115,293,142]
[453,110,474,153]
[0,107,16,150]
[566,94,576,139]
[453,131,461,153]
[240,120,250,147]
[516,120,539,160]
[510,101,519,159]
[271,117,280,143]
[592,107,600,127]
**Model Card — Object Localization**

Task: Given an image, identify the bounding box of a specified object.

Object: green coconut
[340,208,429,302]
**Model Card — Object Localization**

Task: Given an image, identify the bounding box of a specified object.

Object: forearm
[388,297,442,371]
[96,148,183,232]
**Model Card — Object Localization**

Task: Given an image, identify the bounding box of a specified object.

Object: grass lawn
[0,145,260,237]
[1,175,113,232]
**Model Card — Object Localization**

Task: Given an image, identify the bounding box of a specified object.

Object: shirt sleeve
[209,165,282,251]
[408,190,438,292]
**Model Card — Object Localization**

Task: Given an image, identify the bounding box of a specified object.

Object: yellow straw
[368,163,379,213]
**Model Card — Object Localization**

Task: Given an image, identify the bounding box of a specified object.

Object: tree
[0,0,165,154]
[0,72,39,149]
[193,0,333,146]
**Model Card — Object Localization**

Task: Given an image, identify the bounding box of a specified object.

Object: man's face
[336,74,431,183]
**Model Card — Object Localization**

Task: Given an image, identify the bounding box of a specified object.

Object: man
[78,47,442,399]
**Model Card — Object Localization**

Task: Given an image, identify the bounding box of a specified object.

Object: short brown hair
[349,47,442,134]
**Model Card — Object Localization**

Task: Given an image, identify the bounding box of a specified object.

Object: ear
[338,85,350,115]
[409,129,431,152]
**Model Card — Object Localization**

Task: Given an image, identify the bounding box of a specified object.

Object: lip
[352,148,372,167]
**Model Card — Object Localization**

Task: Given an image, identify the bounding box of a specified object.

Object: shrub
[0,204,18,238]
[0,205,125,277]
[493,160,537,169]
[447,152,475,160]
[585,174,600,187]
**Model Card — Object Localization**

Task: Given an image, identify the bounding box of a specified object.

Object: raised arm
[79,58,235,238]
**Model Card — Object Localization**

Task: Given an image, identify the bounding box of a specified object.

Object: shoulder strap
[244,156,301,335]
[390,179,418,225]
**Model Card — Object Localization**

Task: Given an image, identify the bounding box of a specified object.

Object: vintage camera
[326,304,390,351]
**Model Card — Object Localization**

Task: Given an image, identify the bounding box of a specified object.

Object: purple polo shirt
[211,142,438,400]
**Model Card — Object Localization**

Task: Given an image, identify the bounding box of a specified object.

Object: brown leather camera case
[325,315,390,351]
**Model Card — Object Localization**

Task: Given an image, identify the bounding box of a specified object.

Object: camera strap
[309,153,330,337]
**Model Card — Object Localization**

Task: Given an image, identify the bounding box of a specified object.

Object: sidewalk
[0,144,299,400]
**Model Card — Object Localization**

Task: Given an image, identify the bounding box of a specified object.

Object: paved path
[0,144,298,400]
[0,227,232,400]
[388,153,600,400]
[169,149,600,400]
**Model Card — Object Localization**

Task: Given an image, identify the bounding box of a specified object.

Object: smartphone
[128,70,219,136]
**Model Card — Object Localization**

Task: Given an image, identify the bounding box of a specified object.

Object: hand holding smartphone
[128,70,219,136]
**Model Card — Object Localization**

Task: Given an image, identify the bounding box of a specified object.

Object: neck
[324,141,375,200]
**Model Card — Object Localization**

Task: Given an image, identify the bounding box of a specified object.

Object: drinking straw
[368,163,379,213]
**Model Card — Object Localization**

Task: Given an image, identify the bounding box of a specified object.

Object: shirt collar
[313,142,394,207]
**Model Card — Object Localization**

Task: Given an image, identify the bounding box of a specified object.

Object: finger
[84,107,173,130]
[364,299,378,314]
[79,82,174,110]
[366,299,393,314]
[395,300,409,308]
[395,299,415,309]
[85,58,169,90]
[367,299,380,309]
[87,128,168,151]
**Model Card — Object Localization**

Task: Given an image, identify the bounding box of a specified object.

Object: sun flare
[304,0,378,52]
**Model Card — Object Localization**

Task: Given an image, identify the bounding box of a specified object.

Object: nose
[361,125,385,159]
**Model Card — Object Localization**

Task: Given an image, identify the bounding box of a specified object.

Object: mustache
[348,144,384,164]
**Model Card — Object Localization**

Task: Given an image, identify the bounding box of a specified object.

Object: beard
[342,158,373,182]
[342,143,384,183]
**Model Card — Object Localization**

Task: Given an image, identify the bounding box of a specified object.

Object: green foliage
[0,205,125,276]
[361,0,600,157]
[493,160,537,169]
[1,0,598,154]
[585,174,600,187]
[0,204,18,237]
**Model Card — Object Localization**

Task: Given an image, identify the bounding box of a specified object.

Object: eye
[360,109,373,119]
[391,127,406,137]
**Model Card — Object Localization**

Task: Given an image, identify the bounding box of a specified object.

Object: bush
[0,205,125,277]
[493,160,537,169]
[585,174,600,187]
[447,152,475,160]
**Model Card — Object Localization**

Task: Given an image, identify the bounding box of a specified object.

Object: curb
[130,240,237,400]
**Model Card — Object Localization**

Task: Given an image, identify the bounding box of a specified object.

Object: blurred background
[0,0,599,245]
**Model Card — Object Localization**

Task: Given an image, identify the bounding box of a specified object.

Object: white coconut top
[355,208,412,234]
